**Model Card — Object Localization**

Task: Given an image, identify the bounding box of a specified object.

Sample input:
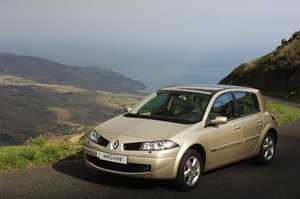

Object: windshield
[125,90,210,124]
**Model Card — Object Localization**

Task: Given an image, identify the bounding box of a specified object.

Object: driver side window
[209,93,236,120]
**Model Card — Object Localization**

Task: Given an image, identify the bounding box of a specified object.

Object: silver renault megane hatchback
[84,85,277,191]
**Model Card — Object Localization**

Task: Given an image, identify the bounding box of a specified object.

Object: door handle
[256,120,262,124]
[234,125,241,130]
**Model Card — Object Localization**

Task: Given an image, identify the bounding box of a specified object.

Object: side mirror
[207,116,228,126]
[124,105,132,112]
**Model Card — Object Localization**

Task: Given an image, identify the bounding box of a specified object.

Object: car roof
[160,84,258,95]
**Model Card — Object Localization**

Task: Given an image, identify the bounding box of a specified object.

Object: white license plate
[98,152,128,164]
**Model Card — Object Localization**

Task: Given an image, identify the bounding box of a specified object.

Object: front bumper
[84,141,181,179]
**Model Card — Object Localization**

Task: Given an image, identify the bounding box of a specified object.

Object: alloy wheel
[263,136,275,161]
[183,156,201,186]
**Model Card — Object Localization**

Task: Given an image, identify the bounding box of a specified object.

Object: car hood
[95,115,191,141]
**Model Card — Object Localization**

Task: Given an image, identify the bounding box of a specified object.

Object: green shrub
[20,146,36,161]
[0,146,29,169]
[265,101,300,125]
[26,135,47,146]
[0,136,83,171]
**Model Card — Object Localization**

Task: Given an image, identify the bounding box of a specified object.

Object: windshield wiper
[124,113,195,124]
[124,113,144,118]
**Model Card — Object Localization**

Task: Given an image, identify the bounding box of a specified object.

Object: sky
[0,0,299,90]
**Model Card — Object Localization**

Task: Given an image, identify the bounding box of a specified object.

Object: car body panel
[95,115,190,141]
[240,113,263,155]
[206,119,242,167]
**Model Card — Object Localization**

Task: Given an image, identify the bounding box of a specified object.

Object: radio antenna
[229,80,232,88]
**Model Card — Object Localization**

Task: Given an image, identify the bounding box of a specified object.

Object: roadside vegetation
[1,100,300,171]
[0,135,85,171]
[265,101,300,125]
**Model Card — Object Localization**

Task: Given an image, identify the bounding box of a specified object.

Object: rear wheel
[175,149,203,191]
[256,133,276,164]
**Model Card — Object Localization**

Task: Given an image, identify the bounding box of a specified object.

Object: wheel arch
[174,143,207,191]
[173,143,207,178]
[268,128,278,144]
[255,127,277,164]
[255,124,278,155]
[189,144,206,169]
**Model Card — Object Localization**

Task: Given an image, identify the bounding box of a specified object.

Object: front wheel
[175,149,203,191]
[256,133,276,165]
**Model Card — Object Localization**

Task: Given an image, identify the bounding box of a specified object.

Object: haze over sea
[112,58,239,91]
[1,0,300,91]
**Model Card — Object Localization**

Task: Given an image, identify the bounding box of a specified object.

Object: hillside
[0,53,145,93]
[0,75,141,146]
[219,31,300,101]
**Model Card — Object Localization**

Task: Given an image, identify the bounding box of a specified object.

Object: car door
[206,92,242,168]
[233,92,263,156]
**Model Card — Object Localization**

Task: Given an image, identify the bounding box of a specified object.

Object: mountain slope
[219,31,300,99]
[0,75,141,146]
[0,53,145,92]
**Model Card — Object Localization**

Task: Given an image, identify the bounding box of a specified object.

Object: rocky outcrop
[279,31,300,48]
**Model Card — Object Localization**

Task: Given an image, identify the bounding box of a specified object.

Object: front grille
[97,136,109,147]
[86,154,151,173]
[123,142,143,150]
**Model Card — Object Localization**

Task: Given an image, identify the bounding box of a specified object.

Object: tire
[175,149,203,191]
[256,132,276,165]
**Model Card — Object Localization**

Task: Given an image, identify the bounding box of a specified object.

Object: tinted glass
[234,92,260,116]
[209,93,236,119]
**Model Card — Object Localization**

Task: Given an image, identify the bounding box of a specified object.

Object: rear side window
[234,92,260,116]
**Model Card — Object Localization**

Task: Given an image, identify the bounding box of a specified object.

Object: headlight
[140,140,179,151]
[88,129,100,143]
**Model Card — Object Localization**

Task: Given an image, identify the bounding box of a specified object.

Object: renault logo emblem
[111,140,119,150]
